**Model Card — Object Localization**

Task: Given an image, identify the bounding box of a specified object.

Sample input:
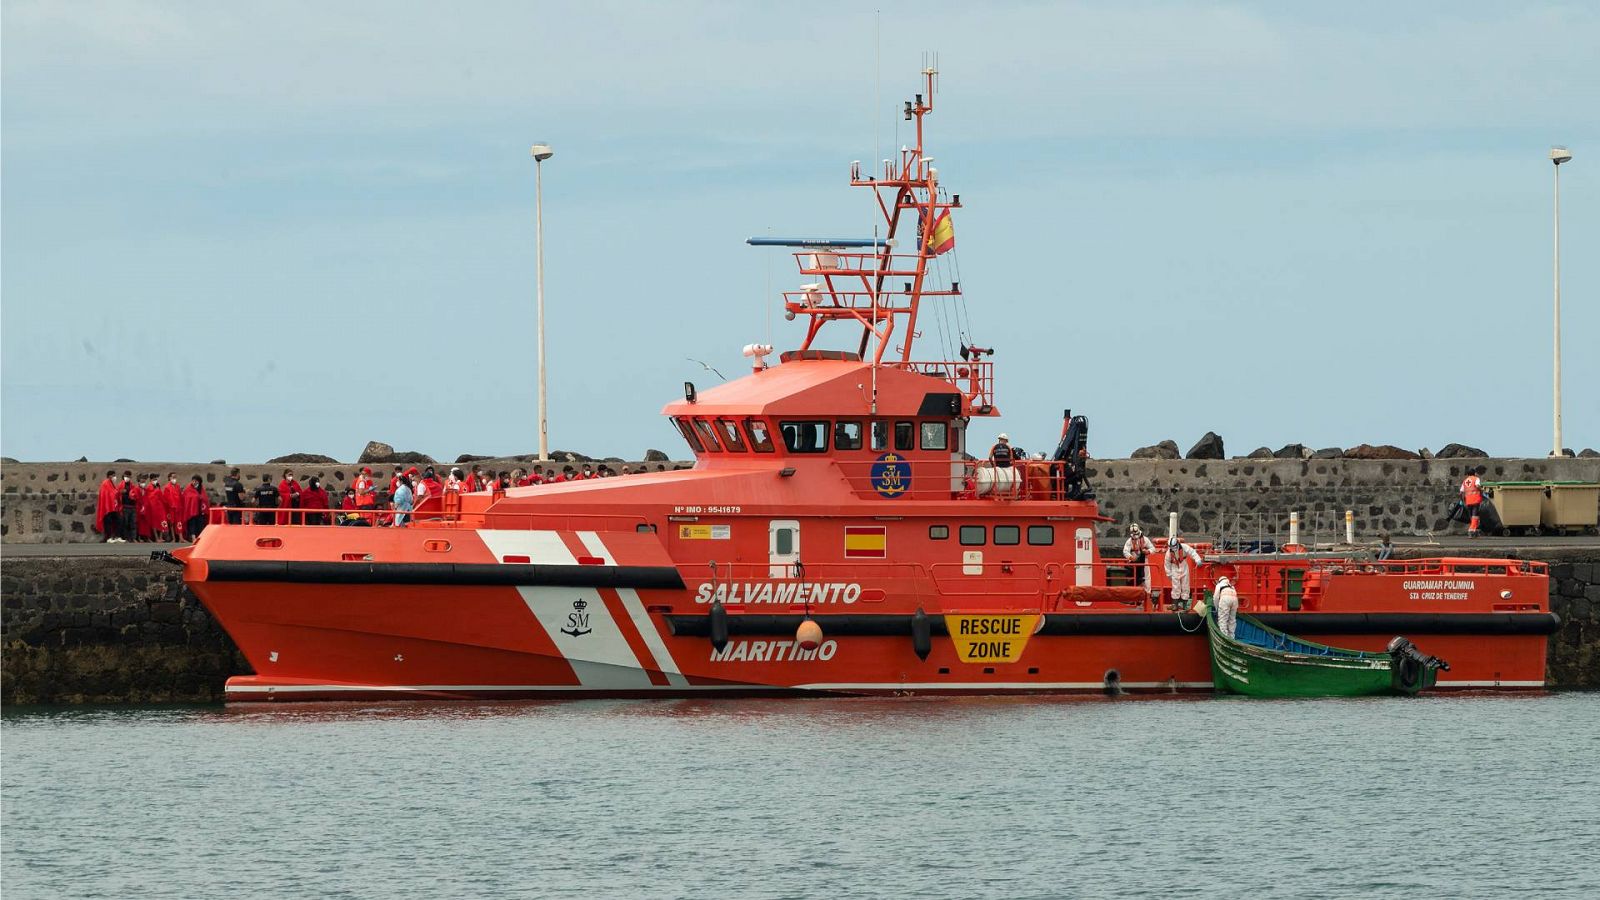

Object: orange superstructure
[173,70,1554,701]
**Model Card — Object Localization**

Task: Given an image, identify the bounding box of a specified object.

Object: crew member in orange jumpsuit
[354,466,378,525]
[1461,466,1486,537]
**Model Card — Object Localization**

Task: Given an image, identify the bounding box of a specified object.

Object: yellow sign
[944,614,1040,663]
[678,524,731,540]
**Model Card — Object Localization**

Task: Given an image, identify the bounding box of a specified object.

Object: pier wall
[5,457,1597,545]
[2,550,1596,704]
[1088,457,1600,541]
[1,556,248,704]
[1,458,689,543]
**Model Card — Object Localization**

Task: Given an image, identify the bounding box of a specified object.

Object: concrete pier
[3,455,1597,702]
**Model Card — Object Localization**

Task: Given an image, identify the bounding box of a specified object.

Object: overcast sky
[3,1,1596,462]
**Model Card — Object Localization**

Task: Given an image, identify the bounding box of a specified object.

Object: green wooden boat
[1205,607,1448,698]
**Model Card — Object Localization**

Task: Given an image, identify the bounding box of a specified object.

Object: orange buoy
[796,618,823,650]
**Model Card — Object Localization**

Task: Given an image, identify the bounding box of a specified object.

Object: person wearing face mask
[1212,575,1240,638]
[95,470,120,542]
[1163,533,1203,610]
[162,473,183,541]
[392,474,415,527]
[137,475,166,542]
[181,475,211,541]
[277,470,302,526]
[118,471,140,542]
[1122,524,1156,596]
[300,476,330,526]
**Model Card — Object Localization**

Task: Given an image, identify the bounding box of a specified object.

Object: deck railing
[203,505,650,532]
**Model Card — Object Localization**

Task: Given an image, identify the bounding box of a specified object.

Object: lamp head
[531,143,554,161]
[1550,146,1572,165]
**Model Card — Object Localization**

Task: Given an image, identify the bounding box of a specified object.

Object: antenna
[871,10,881,415]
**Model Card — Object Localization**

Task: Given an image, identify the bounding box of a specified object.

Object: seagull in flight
[687,358,727,382]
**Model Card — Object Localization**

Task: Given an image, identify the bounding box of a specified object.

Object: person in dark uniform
[989,433,1014,469]
[252,474,280,525]
[118,471,139,541]
[223,468,247,525]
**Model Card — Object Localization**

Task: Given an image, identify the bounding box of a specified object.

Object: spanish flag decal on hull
[843,526,887,559]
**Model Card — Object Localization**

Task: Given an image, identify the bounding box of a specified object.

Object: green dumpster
[1484,482,1545,533]
[1541,481,1600,534]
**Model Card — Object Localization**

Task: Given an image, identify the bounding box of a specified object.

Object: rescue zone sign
[944,614,1040,663]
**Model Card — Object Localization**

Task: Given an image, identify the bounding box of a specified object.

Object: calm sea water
[3,693,1597,899]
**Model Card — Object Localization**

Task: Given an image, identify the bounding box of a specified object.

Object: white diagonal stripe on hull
[517,586,652,689]
[477,530,576,564]
[577,531,687,687]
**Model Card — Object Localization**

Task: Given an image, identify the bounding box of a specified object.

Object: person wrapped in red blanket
[180,476,211,541]
[94,470,120,542]
[300,476,330,526]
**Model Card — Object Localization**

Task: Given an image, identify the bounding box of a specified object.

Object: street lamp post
[532,143,554,461]
[1551,146,1572,458]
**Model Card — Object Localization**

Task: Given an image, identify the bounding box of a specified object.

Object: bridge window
[894,421,915,451]
[929,525,949,540]
[921,422,947,451]
[716,419,747,452]
[871,421,889,452]
[693,419,723,451]
[1027,525,1055,546]
[674,418,704,452]
[994,525,1020,546]
[780,420,830,453]
[835,420,863,451]
[959,525,985,546]
[744,418,775,452]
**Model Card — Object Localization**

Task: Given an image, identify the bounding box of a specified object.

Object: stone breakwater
[1,458,691,543]
[1088,457,1600,540]
[2,549,1596,704]
[4,457,1597,545]
[1,556,249,704]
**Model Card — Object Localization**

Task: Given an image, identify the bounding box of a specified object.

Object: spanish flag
[925,209,954,256]
[844,526,887,559]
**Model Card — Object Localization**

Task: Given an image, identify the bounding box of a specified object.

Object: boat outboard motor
[1388,636,1449,692]
[1051,410,1094,500]
[1387,636,1450,672]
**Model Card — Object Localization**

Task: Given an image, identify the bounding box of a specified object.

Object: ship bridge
[660,352,1085,504]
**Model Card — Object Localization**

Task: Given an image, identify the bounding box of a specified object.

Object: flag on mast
[925,209,954,256]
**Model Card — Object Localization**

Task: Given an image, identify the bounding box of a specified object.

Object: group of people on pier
[92,471,211,543]
[95,461,669,542]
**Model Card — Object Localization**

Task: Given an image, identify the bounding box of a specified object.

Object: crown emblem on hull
[561,597,593,637]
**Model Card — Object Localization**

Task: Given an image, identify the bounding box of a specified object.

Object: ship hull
[191,580,1552,702]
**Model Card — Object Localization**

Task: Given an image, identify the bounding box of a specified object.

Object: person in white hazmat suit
[1123,524,1156,595]
[1163,535,1203,609]
[1212,575,1240,638]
